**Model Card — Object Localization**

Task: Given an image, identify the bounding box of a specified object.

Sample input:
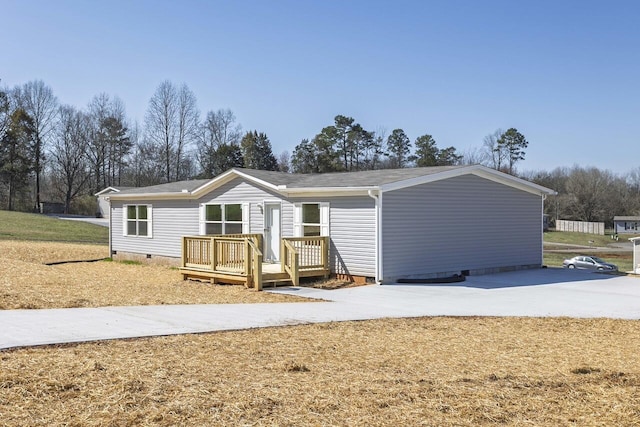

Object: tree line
[2,78,637,225]
[0,79,281,213]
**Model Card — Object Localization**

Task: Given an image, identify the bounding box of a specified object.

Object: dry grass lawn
[0,241,310,309]
[2,317,640,426]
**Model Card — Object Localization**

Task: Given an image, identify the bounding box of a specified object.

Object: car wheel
[597,267,604,271]
[568,264,575,269]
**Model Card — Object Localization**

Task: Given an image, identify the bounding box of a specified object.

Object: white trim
[263,201,282,262]
[122,204,128,237]
[293,202,329,237]
[94,186,121,196]
[293,203,302,237]
[200,202,245,235]
[199,203,205,235]
[191,168,282,197]
[319,202,330,236]
[122,204,153,238]
[242,202,250,233]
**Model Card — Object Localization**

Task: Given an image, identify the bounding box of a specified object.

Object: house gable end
[380,165,555,197]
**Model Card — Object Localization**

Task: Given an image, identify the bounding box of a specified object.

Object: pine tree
[0,109,35,210]
[240,131,278,171]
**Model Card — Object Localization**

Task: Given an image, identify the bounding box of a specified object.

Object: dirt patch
[299,277,365,290]
[0,241,312,309]
[1,317,640,425]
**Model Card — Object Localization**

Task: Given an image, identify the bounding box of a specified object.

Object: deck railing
[281,236,329,286]
[182,234,328,290]
[181,235,263,290]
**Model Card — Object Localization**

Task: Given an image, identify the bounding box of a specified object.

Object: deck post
[254,248,263,291]
[211,237,217,271]
[180,236,187,270]
[292,251,300,287]
[244,239,251,288]
[280,239,286,273]
[322,236,330,278]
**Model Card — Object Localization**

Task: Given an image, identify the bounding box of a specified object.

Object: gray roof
[116,179,210,195]
[613,216,640,221]
[237,166,464,188]
[111,165,554,198]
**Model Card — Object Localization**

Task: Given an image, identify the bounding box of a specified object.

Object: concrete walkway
[1,269,639,350]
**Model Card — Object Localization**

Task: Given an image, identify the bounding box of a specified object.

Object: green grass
[544,252,633,273]
[543,230,638,247]
[0,210,108,244]
[544,230,636,272]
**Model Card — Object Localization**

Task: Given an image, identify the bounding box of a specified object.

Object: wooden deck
[179,234,330,290]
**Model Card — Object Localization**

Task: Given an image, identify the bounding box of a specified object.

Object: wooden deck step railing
[281,236,330,286]
[181,234,329,290]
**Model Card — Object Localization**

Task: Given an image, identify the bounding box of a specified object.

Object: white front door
[264,203,281,262]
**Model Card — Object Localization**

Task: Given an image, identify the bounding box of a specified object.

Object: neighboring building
[107,165,555,284]
[613,216,640,234]
[95,187,132,219]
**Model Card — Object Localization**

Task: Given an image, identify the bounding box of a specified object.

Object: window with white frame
[124,205,152,237]
[201,203,246,235]
[294,202,329,237]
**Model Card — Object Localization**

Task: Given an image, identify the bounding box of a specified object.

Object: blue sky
[2,0,639,174]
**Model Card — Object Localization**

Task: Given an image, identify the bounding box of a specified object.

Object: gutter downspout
[541,194,547,266]
[368,189,381,284]
[108,197,112,257]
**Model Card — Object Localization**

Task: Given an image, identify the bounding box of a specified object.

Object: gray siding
[197,179,294,236]
[111,199,200,258]
[381,175,542,281]
[110,177,377,277]
[321,196,376,278]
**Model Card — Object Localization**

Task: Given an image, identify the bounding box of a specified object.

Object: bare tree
[459,146,488,165]
[481,129,507,171]
[50,105,91,213]
[175,84,199,180]
[14,80,58,210]
[145,81,199,182]
[145,81,177,182]
[277,150,290,172]
[565,166,613,222]
[87,94,128,192]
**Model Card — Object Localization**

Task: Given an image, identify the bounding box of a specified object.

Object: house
[613,216,640,234]
[95,186,132,219]
[107,165,555,285]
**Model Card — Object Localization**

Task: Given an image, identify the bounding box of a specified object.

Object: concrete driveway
[1,268,639,350]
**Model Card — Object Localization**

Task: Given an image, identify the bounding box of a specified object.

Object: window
[124,205,152,237]
[294,202,329,237]
[202,203,246,235]
[625,222,638,231]
[302,203,321,236]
